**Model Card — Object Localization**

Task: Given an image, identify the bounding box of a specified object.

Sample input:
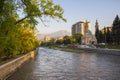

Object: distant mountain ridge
[37,30,71,40]
[48,30,71,38]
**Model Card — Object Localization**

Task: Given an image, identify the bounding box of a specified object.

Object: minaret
[95,20,99,43]
[95,20,99,30]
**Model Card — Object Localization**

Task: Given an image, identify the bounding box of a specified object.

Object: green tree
[104,27,106,44]
[69,36,76,43]
[99,31,104,43]
[50,38,56,43]
[0,7,19,58]
[0,0,66,26]
[106,27,111,44]
[63,36,71,45]
[0,0,66,59]
[112,15,120,44]
[17,22,39,53]
[118,19,120,44]
[56,39,63,45]
[95,27,100,43]
[0,21,39,58]
[73,33,82,44]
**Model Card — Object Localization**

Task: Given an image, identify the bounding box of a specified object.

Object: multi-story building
[72,20,90,36]
[72,20,96,44]
[101,27,112,33]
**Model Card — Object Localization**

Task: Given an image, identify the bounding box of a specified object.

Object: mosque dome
[88,30,92,35]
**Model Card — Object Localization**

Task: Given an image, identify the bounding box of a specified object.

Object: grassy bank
[61,48,95,53]
[96,45,120,49]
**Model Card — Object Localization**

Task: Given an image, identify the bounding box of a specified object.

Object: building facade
[72,20,96,44]
[44,36,51,42]
[72,20,91,36]
[101,27,112,33]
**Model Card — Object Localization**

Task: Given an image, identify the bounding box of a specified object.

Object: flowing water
[7,47,120,80]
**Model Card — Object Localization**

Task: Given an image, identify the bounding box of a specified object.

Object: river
[7,47,120,80]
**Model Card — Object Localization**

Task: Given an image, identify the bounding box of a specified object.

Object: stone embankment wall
[0,51,36,80]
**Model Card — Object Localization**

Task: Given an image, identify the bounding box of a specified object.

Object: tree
[99,31,104,43]
[17,23,39,53]
[104,27,107,44]
[112,15,120,44]
[116,16,120,45]
[0,1,18,58]
[95,27,100,43]
[73,33,82,44]
[106,27,111,44]
[63,36,71,45]
[0,0,66,59]
[118,19,120,44]
[69,36,76,43]
[56,39,63,45]
[0,0,66,26]
[0,21,39,58]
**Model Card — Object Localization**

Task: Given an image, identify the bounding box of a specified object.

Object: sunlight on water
[7,47,120,80]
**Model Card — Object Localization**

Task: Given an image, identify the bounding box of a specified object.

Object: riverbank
[61,47,120,56]
[61,48,94,53]
[96,45,120,49]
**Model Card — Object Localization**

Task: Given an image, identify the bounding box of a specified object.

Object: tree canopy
[95,15,120,45]
[112,15,120,44]
[0,0,66,26]
[0,0,66,60]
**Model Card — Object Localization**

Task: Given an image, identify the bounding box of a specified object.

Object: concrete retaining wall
[0,51,36,80]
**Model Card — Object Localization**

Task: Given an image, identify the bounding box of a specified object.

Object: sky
[36,0,120,34]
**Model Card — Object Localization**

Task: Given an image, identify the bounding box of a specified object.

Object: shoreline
[58,47,120,56]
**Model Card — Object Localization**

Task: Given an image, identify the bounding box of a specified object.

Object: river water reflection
[7,47,120,80]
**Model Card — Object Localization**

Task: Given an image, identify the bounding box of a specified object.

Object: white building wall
[81,23,84,36]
